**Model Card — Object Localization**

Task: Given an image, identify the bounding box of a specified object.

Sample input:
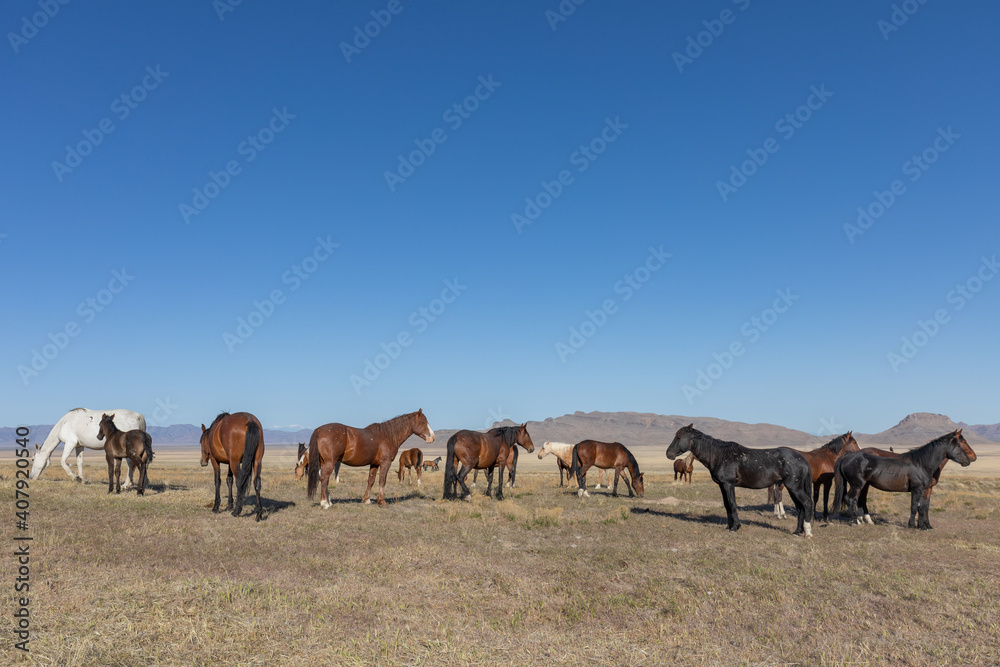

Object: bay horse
[30,407,145,486]
[443,424,534,501]
[397,448,424,485]
[667,425,814,537]
[200,412,265,520]
[833,430,974,529]
[96,414,153,496]
[422,456,442,472]
[569,440,645,498]
[767,432,861,520]
[537,441,618,487]
[307,410,434,507]
[472,444,520,490]
[673,452,695,484]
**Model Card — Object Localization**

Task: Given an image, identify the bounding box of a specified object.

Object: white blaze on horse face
[424,427,435,443]
[297,454,306,467]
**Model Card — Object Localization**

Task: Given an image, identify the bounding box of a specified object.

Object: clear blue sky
[2,1,998,434]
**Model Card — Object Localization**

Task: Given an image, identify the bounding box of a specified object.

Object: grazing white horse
[537,441,619,488]
[30,408,146,486]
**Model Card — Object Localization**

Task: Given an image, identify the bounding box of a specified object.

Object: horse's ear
[418,408,423,414]
[687,423,693,429]
[201,424,206,433]
[957,428,963,435]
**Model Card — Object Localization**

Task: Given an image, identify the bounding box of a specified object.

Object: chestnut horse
[295,443,341,483]
[397,448,424,485]
[569,440,645,498]
[307,410,435,507]
[767,432,861,520]
[673,452,694,484]
[834,430,975,528]
[97,414,153,496]
[443,424,534,501]
[667,425,813,537]
[200,412,265,520]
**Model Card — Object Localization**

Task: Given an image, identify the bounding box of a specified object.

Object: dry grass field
[3,444,999,666]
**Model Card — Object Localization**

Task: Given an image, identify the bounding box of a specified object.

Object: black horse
[666,424,814,536]
[832,430,973,529]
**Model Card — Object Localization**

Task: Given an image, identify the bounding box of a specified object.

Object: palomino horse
[307,410,435,507]
[30,407,146,486]
[767,432,861,521]
[422,456,442,472]
[397,448,424,485]
[673,452,695,484]
[570,440,645,498]
[200,412,265,520]
[443,424,534,501]
[538,441,619,488]
[97,414,153,496]
[833,430,974,529]
[667,425,814,537]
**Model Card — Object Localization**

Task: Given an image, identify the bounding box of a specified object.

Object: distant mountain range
[3,411,997,451]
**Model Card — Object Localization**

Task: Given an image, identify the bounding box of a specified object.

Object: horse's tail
[397,455,405,482]
[570,444,581,486]
[306,429,320,500]
[235,421,261,502]
[142,432,153,464]
[443,434,458,500]
[832,456,846,519]
[416,449,423,469]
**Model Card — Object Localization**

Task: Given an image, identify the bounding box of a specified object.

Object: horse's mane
[904,431,959,466]
[207,412,230,432]
[819,433,849,454]
[624,446,641,475]
[689,427,744,452]
[366,412,418,442]
[70,407,86,413]
[488,426,521,447]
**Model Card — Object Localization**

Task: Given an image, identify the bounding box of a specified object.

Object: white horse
[30,408,146,486]
[537,441,619,488]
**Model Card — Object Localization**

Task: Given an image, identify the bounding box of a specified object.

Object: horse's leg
[576,464,591,498]
[821,480,831,522]
[718,482,740,531]
[226,467,235,511]
[362,466,378,505]
[61,439,82,482]
[106,452,115,494]
[785,478,813,537]
[456,465,473,501]
[495,461,505,501]
[253,460,263,521]
[114,458,122,494]
[858,484,873,525]
[484,467,494,497]
[918,489,932,529]
[211,460,222,512]
[845,482,863,525]
[416,464,422,487]
[376,464,390,506]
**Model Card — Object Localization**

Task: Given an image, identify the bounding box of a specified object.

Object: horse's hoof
[74,477,83,483]
[364,499,372,505]
[463,495,472,502]
[864,514,874,525]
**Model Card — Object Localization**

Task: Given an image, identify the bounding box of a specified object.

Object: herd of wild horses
[28,408,977,534]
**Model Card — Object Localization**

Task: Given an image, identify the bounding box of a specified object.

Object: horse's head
[632,472,645,497]
[950,429,975,467]
[666,424,695,459]
[516,423,534,453]
[537,441,553,460]
[843,431,860,453]
[96,413,114,441]
[412,409,435,443]
[199,424,210,467]
[294,442,309,480]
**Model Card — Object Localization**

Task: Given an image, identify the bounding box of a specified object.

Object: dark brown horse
[200,412,265,520]
[443,424,534,501]
[307,410,435,507]
[471,444,520,491]
[673,452,694,484]
[295,443,341,484]
[397,448,424,486]
[833,430,974,529]
[97,413,153,496]
[570,440,645,498]
[768,432,861,520]
[422,456,442,472]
